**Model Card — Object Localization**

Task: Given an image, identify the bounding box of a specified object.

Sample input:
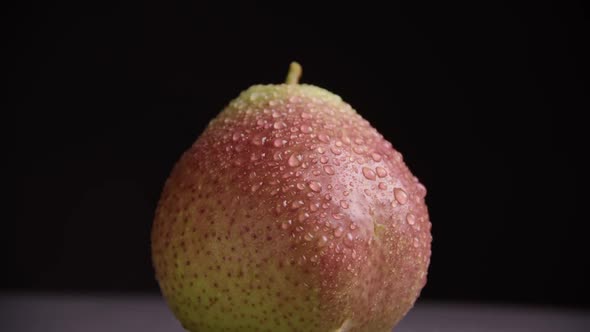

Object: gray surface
[1,293,588,331]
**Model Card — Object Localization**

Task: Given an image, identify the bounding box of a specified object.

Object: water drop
[310,255,319,263]
[281,220,292,229]
[317,146,326,154]
[296,182,306,190]
[362,167,376,180]
[318,235,328,247]
[320,156,329,164]
[300,125,313,133]
[406,213,416,225]
[251,182,263,192]
[273,121,286,129]
[288,153,302,167]
[334,227,344,237]
[301,112,312,119]
[370,152,382,162]
[343,233,354,247]
[416,182,427,198]
[333,213,344,220]
[376,167,387,178]
[251,135,266,146]
[304,233,314,241]
[310,202,320,212]
[318,134,330,143]
[297,255,307,265]
[331,147,342,155]
[323,165,335,175]
[299,212,310,222]
[309,181,322,192]
[378,182,387,190]
[394,188,408,205]
[273,139,284,147]
[342,137,351,145]
[290,200,304,210]
[340,200,349,209]
[353,146,364,154]
[232,132,242,141]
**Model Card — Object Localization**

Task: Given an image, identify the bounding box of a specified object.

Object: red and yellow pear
[151,63,432,332]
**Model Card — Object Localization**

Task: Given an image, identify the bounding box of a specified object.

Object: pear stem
[285,62,302,84]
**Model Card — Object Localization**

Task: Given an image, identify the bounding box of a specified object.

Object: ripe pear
[151,63,432,332]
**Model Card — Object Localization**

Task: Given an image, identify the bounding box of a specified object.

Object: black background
[9,1,587,308]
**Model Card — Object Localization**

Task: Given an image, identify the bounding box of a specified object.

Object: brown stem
[285,62,302,84]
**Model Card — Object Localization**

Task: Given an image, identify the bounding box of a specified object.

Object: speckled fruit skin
[151,83,432,332]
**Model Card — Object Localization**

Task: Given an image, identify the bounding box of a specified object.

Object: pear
[151,63,431,332]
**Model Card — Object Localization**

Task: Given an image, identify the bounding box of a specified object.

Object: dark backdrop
[9,1,587,308]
